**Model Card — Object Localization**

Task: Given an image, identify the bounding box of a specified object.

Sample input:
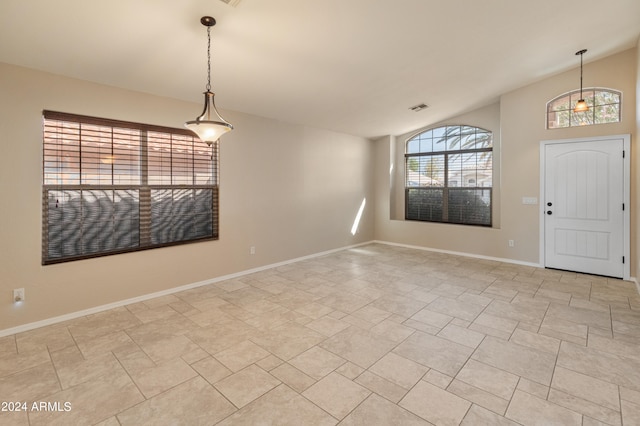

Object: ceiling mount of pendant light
[185,16,233,145]
[573,49,589,113]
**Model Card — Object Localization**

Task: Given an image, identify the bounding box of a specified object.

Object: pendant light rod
[573,49,589,113]
[185,16,233,145]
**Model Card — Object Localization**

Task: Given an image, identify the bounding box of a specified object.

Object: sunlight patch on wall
[351,198,366,235]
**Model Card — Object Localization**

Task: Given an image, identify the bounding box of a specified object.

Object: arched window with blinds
[405,125,492,226]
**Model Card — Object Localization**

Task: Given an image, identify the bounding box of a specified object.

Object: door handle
[547,202,552,206]
[546,211,552,215]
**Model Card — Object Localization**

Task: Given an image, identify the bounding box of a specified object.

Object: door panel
[544,139,624,278]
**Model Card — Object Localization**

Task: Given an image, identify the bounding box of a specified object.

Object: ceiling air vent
[409,103,429,112]
[218,0,242,6]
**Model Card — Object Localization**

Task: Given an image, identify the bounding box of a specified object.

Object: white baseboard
[372,240,542,268]
[0,241,372,338]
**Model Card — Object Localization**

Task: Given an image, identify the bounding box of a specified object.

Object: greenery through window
[405,125,492,226]
[547,88,621,129]
[42,111,218,264]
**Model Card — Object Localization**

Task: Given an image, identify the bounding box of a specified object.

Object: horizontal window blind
[42,110,218,264]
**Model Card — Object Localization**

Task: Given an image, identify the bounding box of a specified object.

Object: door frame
[539,134,630,280]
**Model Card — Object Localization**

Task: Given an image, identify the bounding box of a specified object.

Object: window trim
[42,110,219,265]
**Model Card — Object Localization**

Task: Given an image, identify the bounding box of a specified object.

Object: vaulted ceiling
[1,0,639,138]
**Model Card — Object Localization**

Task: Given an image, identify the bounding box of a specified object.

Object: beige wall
[0,63,374,331]
[636,39,640,282]
[375,48,637,270]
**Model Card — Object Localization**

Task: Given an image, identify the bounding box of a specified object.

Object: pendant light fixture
[573,49,589,113]
[185,16,233,145]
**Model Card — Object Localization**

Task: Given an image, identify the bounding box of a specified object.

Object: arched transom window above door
[547,88,621,129]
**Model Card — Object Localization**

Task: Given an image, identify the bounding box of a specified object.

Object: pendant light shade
[573,49,588,113]
[185,16,233,145]
[185,91,233,143]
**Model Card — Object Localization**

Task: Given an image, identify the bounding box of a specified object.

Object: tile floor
[2,243,640,425]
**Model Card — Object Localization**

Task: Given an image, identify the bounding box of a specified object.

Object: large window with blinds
[42,111,218,264]
[405,125,492,226]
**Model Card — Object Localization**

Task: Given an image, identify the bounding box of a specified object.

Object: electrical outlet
[508,240,515,247]
[13,288,25,303]
[250,246,256,255]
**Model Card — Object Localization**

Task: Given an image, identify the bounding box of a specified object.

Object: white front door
[542,136,629,279]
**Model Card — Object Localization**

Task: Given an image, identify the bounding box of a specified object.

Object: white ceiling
[1,0,639,138]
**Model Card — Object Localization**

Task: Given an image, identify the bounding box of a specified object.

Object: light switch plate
[522,197,538,205]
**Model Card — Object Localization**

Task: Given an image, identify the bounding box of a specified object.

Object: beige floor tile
[448,379,509,415]
[215,364,281,408]
[516,378,549,399]
[67,308,142,342]
[187,319,259,355]
[128,357,198,398]
[256,354,283,371]
[118,376,236,425]
[305,316,351,337]
[250,322,325,360]
[410,307,453,329]
[213,340,271,372]
[588,333,640,361]
[472,336,556,386]
[461,404,521,425]
[548,389,621,425]
[509,328,560,355]
[551,366,619,411]
[191,356,232,384]
[355,370,407,403]
[302,372,371,419]
[294,302,334,319]
[334,362,365,380]
[506,390,582,425]
[15,325,75,353]
[136,333,202,363]
[370,294,427,317]
[317,292,373,314]
[340,393,431,425]
[289,346,345,380]
[483,299,548,327]
[351,305,393,324]
[424,369,453,389]
[75,331,136,359]
[427,297,486,322]
[456,359,519,400]
[557,341,640,391]
[369,318,415,343]
[270,362,316,393]
[621,387,640,405]
[29,368,144,426]
[0,362,60,401]
[131,305,178,324]
[547,303,611,329]
[399,380,471,425]
[471,312,518,335]
[0,348,51,378]
[218,384,336,425]
[51,348,123,389]
[437,323,485,348]
[394,331,474,376]
[320,326,397,369]
[622,400,640,425]
[369,352,429,390]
